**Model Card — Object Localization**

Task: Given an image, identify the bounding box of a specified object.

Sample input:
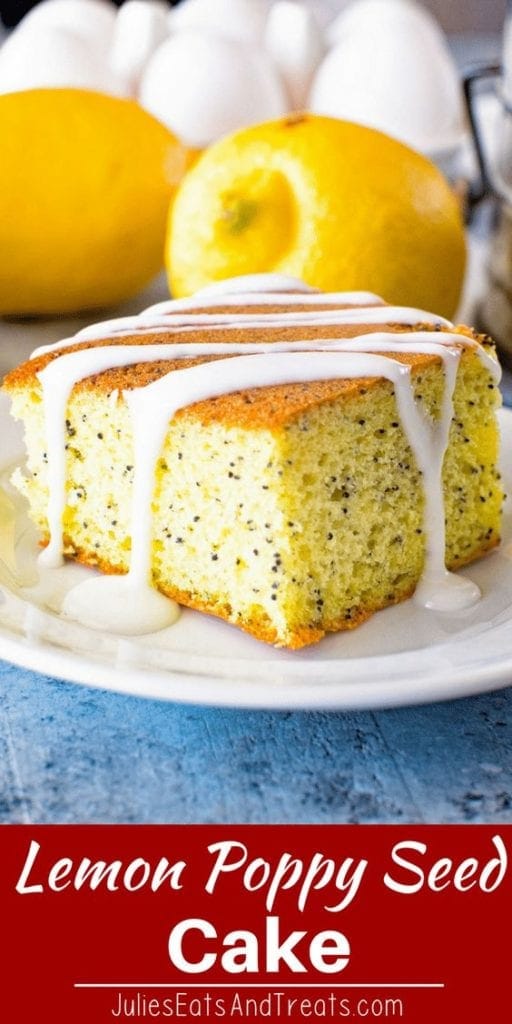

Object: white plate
[1,395,512,711]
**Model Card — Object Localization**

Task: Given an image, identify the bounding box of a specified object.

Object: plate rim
[2,625,512,710]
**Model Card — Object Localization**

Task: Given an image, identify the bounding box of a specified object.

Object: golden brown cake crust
[2,317,489,430]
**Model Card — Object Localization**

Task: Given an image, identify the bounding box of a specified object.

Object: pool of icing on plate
[26,273,501,636]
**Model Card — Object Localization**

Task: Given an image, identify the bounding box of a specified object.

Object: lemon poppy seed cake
[2,275,503,649]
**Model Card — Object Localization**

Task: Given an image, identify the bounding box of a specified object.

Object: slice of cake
[2,275,503,648]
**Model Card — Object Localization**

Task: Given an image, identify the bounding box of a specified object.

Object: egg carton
[0,0,465,156]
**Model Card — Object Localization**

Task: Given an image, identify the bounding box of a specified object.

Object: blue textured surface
[0,661,511,825]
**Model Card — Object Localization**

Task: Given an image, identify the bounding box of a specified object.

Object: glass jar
[465,8,512,360]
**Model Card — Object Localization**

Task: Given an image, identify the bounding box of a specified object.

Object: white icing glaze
[78,302,451,343]
[141,289,385,316]
[62,575,180,634]
[193,273,320,296]
[32,301,451,358]
[31,274,501,636]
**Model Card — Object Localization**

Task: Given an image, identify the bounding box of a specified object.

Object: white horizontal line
[74,983,445,990]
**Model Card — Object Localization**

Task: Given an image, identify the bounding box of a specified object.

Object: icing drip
[30,274,501,636]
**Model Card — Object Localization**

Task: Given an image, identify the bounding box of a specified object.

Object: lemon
[167,114,466,318]
[0,88,188,316]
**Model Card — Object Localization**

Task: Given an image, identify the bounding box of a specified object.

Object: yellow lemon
[0,88,188,316]
[167,114,466,318]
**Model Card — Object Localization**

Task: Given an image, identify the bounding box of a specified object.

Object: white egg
[264,0,324,110]
[19,0,117,57]
[168,0,271,44]
[326,0,378,47]
[310,0,465,157]
[139,29,287,146]
[0,24,126,96]
[109,0,169,94]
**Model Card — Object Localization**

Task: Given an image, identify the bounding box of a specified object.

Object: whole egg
[311,0,465,157]
[0,24,125,95]
[139,28,287,147]
[16,0,117,57]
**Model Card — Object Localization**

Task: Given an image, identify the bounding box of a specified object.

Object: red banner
[2,826,510,1021]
